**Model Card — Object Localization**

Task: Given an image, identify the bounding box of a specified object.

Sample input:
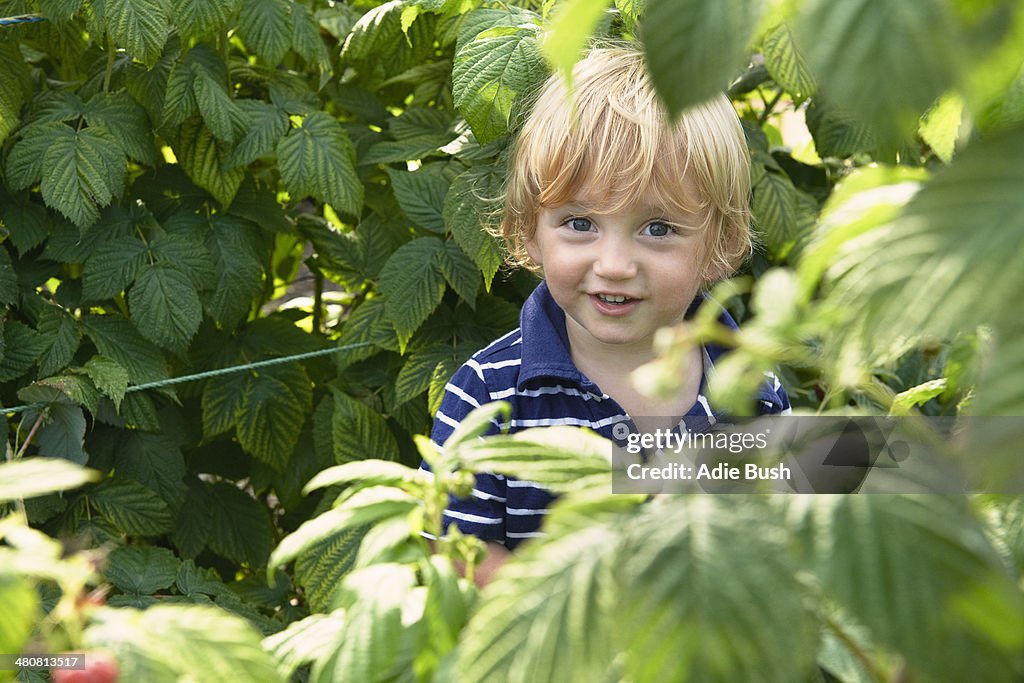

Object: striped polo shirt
[425,281,791,550]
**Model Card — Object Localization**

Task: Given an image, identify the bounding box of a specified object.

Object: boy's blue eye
[568,217,593,232]
[643,221,673,237]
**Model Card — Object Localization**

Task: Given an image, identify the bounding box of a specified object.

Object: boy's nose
[592,240,638,280]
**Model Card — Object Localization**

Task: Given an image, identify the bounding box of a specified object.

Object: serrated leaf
[204,215,265,327]
[439,239,481,307]
[642,0,764,117]
[277,111,362,216]
[38,0,86,22]
[394,344,453,406]
[236,364,312,468]
[82,236,148,300]
[387,167,448,233]
[129,262,203,353]
[0,457,99,503]
[82,315,169,385]
[752,168,798,260]
[290,2,330,70]
[379,237,447,349]
[761,23,816,103]
[0,245,17,306]
[106,545,180,594]
[238,0,293,65]
[102,0,170,66]
[175,117,244,207]
[805,100,874,159]
[83,605,280,683]
[89,479,173,535]
[83,91,158,165]
[336,297,399,368]
[31,402,88,464]
[0,320,48,383]
[794,0,961,151]
[331,389,400,463]
[84,355,130,410]
[225,100,289,169]
[6,122,69,192]
[294,528,364,612]
[35,308,81,376]
[149,234,216,290]
[114,432,187,508]
[41,126,126,228]
[194,70,241,143]
[614,0,644,31]
[2,201,51,256]
[263,611,347,681]
[444,164,504,290]
[270,488,418,578]
[170,0,241,41]
[453,23,545,144]
[201,370,249,438]
[171,479,213,558]
[206,481,274,566]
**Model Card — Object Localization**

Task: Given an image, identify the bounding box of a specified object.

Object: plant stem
[313,270,324,334]
[15,410,47,461]
[759,88,784,126]
[103,34,115,93]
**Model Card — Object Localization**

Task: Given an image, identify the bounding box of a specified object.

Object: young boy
[427,46,790,582]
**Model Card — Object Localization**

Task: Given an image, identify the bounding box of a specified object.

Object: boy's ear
[525,238,542,267]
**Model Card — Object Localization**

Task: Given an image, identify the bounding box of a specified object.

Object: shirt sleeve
[420,360,509,545]
[757,371,792,415]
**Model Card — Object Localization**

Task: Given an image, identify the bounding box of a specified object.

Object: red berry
[52,652,119,683]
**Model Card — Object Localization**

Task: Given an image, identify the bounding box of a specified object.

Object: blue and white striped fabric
[424,281,791,550]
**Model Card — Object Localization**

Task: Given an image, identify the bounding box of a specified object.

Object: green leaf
[0,574,39,660]
[453,23,545,143]
[101,0,170,66]
[36,308,81,376]
[444,164,505,290]
[0,44,30,147]
[84,355,130,410]
[194,70,241,143]
[0,321,48,383]
[201,370,249,438]
[89,479,173,536]
[6,122,68,191]
[641,0,765,117]
[290,2,330,70]
[41,126,126,228]
[84,605,281,683]
[335,297,399,369]
[821,126,1024,355]
[794,0,961,151]
[0,458,99,503]
[129,262,203,353]
[83,91,158,165]
[114,432,188,508]
[204,215,265,328]
[236,364,312,468]
[82,315,169,385]
[32,402,88,464]
[269,488,419,579]
[38,0,86,22]
[792,495,1024,682]
[614,0,644,31]
[263,611,348,681]
[331,389,401,463]
[277,111,362,216]
[761,22,816,102]
[304,460,422,494]
[919,93,965,164]
[238,0,293,65]
[0,245,18,306]
[2,201,50,257]
[805,99,874,159]
[541,0,611,80]
[171,479,213,558]
[106,545,180,594]
[387,167,448,233]
[82,236,149,300]
[439,239,481,307]
[294,528,364,612]
[149,234,216,290]
[752,168,798,260]
[175,117,244,207]
[225,100,289,169]
[394,344,455,407]
[206,481,274,566]
[170,0,241,41]
[379,237,447,349]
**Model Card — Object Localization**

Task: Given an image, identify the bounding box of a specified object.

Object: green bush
[2,0,1024,681]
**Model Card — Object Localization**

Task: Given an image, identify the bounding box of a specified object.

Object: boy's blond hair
[500,45,752,283]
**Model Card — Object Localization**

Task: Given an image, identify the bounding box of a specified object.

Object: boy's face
[526,184,711,360]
